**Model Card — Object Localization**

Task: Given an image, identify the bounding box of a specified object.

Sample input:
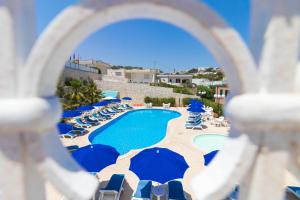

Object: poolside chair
[132,180,153,200]
[83,116,100,126]
[163,103,171,109]
[99,174,125,200]
[167,180,186,200]
[107,108,118,114]
[59,132,78,139]
[185,120,202,129]
[224,186,239,200]
[72,126,88,134]
[66,145,79,153]
[111,106,124,112]
[286,186,300,199]
[124,103,134,109]
[102,109,115,115]
[98,111,112,119]
[75,118,92,128]
[92,113,106,121]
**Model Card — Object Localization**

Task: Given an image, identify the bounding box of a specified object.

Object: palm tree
[64,79,86,106]
[83,80,102,104]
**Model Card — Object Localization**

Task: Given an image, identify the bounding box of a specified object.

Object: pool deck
[52,107,229,199]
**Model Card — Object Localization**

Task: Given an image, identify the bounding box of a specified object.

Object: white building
[103,68,158,83]
[192,78,227,86]
[78,59,111,75]
[156,74,193,86]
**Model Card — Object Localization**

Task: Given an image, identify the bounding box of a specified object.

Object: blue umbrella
[62,110,81,118]
[122,97,132,100]
[57,123,73,134]
[187,106,205,113]
[93,101,109,107]
[129,147,189,183]
[76,105,94,111]
[204,150,219,166]
[188,99,201,104]
[72,144,120,173]
[110,98,121,103]
[188,101,204,107]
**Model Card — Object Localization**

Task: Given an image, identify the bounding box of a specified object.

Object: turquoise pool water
[102,90,119,98]
[193,134,228,153]
[89,109,181,155]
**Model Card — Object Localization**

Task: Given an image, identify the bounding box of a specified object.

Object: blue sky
[35,0,250,72]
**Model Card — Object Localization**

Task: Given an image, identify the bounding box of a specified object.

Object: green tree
[196,85,215,100]
[83,80,102,104]
[64,79,86,107]
[187,68,198,73]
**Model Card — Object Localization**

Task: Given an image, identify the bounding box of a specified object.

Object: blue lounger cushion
[168,180,186,200]
[102,174,125,192]
[133,180,152,199]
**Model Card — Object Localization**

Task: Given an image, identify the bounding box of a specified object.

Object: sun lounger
[192,123,203,130]
[99,174,125,200]
[75,118,92,128]
[98,111,112,118]
[87,115,101,122]
[92,113,105,121]
[66,145,79,152]
[107,108,118,114]
[103,109,116,115]
[286,186,300,199]
[167,180,186,200]
[60,132,78,139]
[111,107,124,112]
[185,120,202,129]
[132,180,153,200]
[83,116,100,126]
[124,104,134,109]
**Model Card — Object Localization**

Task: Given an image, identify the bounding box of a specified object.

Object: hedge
[182,97,224,117]
[150,82,194,95]
[144,96,176,107]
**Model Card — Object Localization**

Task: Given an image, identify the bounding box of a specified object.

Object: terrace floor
[47,107,299,199]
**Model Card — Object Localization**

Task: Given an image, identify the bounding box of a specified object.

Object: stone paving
[49,107,230,199]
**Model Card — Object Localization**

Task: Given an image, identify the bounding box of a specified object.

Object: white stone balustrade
[0,0,299,200]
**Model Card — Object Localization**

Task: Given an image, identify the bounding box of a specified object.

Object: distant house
[78,59,112,75]
[156,74,193,86]
[103,68,158,84]
[61,61,101,82]
[214,85,230,105]
[192,78,227,86]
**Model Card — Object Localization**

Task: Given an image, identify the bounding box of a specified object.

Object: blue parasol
[72,144,120,173]
[109,98,121,103]
[57,123,73,134]
[204,150,219,166]
[93,101,109,107]
[76,105,95,111]
[188,99,201,104]
[129,147,189,183]
[187,106,205,113]
[62,110,81,118]
[122,97,132,100]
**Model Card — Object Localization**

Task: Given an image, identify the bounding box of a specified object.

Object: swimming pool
[193,134,228,153]
[89,109,181,155]
[102,90,119,98]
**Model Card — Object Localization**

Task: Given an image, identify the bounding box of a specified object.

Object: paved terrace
[48,107,229,199]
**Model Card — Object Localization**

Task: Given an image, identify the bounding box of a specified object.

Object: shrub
[182,97,224,117]
[144,97,176,107]
[150,82,194,95]
[196,85,215,100]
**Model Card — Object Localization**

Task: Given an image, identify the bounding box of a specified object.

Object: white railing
[0,0,299,200]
